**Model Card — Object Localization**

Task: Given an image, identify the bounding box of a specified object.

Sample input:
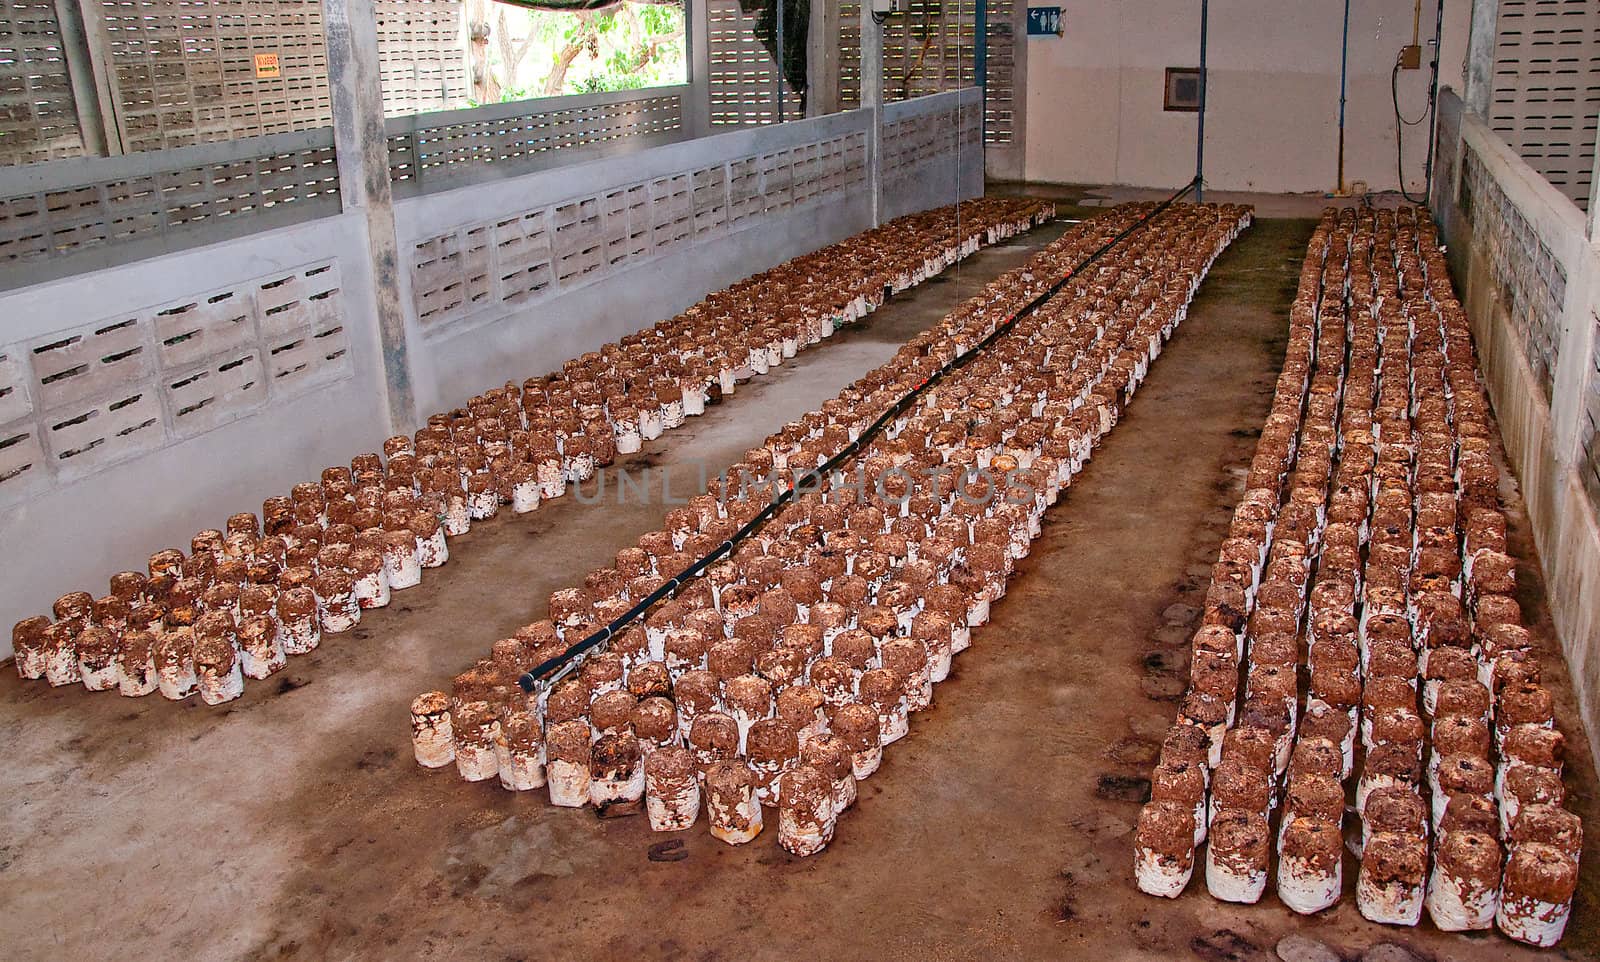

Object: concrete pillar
[323,0,418,433]
[1588,112,1600,241]
[1462,0,1497,120]
[806,0,839,117]
[860,4,883,225]
[1548,121,1600,465]
[54,0,125,155]
[859,7,882,111]
[688,0,713,135]
[1544,115,1600,466]
[1549,255,1597,465]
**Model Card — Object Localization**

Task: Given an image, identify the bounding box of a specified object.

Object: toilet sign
[1026,6,1062,37]
[254,53,280,79]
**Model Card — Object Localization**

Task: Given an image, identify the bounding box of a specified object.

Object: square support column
[54,0,125,156]
[1589,111,1600,242]
[806,0,839,117]
[324,0,418,433]
[1549,114,1600,465]
[688,0,713,135]
[1463,0,1498,120]
[860,4,882,226]
[1549,254,1597,465]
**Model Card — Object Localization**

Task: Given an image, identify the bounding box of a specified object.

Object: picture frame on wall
[1164,68,1203,112]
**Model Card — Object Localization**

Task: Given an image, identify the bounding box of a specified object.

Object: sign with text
[254,53,280,79]
[1027,6,1062,37]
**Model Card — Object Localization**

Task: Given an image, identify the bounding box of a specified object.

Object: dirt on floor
[1,206,1594,962]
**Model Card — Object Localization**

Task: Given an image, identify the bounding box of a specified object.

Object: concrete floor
[2,209,1596,962]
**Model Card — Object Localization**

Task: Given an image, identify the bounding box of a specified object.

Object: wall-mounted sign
[254,53,280,79]
[1164,67,1203,112]
[1027,6,1062,37]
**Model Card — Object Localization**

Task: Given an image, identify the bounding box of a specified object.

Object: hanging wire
[1393,0,1445,204]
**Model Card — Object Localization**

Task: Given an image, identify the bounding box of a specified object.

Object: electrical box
[1398,44,1422,70]
[870,0,904,13]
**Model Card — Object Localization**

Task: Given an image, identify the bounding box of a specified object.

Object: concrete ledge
[1433,88,1600,769]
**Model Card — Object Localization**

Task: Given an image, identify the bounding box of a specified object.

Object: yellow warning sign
[254,53,280,79]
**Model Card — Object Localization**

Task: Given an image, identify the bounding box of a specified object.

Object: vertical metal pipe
[1337,0,1351,193]
[975,0,988,144]
[975,0,988,88]
[1419,0,1445,200]
[1196,0,1208,201]
[775,0,785,123]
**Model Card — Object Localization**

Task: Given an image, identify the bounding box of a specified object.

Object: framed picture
[1164,68,1203,112]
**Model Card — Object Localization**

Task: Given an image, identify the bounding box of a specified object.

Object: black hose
[1394,0,1445,204]
[1418,0,1446,206]
[517,177,1202,693]
[1393,60,1430,127]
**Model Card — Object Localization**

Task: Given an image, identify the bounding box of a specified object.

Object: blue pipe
[975,0,988,144]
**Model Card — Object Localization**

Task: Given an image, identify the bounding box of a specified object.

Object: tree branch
[495,7,538,92]
[542,11,594,96]
[494,0,680,11]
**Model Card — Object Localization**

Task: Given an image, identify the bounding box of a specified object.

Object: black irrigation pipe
[518,177,1202,694]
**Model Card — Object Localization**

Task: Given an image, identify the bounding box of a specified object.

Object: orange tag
[254,53,280,79]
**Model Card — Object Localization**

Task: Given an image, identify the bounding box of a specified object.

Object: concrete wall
[409,201,877,416]
[0,212,394,643]
[1431,87,1600,763]
[0,92,983,651]
[395,97,984,416]
[395,108,880,416]
[1022,0,1471,193]
[880,87,987,223]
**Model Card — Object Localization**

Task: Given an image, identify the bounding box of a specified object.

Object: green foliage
[485,0,687,100]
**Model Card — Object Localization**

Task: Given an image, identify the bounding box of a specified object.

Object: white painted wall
[1023,0,1471,193]
[880,87,988,222]
[1431,88,1600,767]
[0,95,983,653]
[0,213,395,643]
[394,99,982,416]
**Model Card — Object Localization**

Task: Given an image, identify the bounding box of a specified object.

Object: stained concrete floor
[2,209,1596,962]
